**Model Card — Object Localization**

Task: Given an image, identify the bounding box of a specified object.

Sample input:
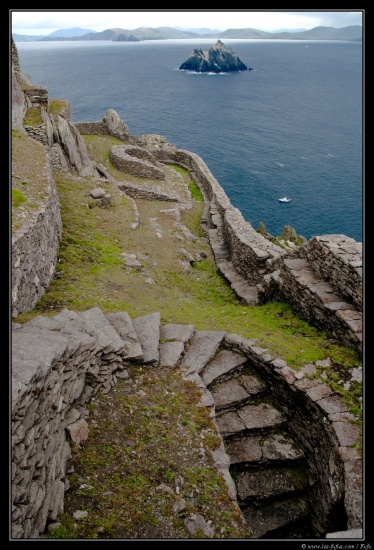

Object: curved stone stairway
[199,353,313,538]
[179,328,319,538]
[12,308,362,539]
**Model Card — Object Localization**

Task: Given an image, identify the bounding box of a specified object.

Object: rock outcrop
[179,40,250,73]
[11,35,32,132]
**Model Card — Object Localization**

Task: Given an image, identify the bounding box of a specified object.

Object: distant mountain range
[12,25,362,42]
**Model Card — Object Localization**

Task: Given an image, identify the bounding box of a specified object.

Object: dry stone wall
[11,155,62,318]
[173,149,288,285]
[74,121,110,136]
[75,108,130,141]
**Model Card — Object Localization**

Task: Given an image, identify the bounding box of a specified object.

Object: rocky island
[179,40,251,73]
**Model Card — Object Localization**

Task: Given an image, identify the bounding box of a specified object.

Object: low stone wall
[110,145,165,180]
[11,156,62,318]
[22,85,49,110]
[74,121,109,136]
[116,181,181,202]
[75,110,130,142]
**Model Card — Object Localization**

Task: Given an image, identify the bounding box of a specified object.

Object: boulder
[103,109,130,141]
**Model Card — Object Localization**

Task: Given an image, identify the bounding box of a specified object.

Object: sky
[10,9,364,36]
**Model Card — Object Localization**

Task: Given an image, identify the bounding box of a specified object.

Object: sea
[14,38,363,243]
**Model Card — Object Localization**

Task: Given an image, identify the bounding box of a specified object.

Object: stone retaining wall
[173,150,288,287]
[11,155,62,318]
[22,86,49,110]
[74,121,110,136]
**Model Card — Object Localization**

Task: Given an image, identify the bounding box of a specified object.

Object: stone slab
[180,330,226,375]
[78,307,124,354]
[225,435,262,464]
[240,374,267,395]
[262,433,305,461]
[237,466,308,500]
[215,411,246,437]
[160,323,195,345]
[159,341,185,368]
[201,350,247,386]
[132,312,161,366]
[238,403,285,430]
[242,496,309,538]
[211,378,250,409]
[105,311,143,362]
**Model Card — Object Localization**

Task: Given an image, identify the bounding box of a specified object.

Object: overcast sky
[11,10,364,36]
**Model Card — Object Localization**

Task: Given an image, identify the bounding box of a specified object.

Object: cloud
[10,10,363,35]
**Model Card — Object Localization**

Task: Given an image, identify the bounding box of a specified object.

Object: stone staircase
[203,200,263,306]
[179,329,315,538]
[202,198,362,357]
[12,307,362,539]
[268,254,362,356]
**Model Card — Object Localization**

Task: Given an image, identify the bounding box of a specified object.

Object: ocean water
[15,38,363,242]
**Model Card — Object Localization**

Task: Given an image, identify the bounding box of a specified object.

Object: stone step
[206,228,228,261]
[241,495,310,539]
[180,329,226,377]
[236,465,309,503]
[159,323,195,368]
[105,311,143,363]
[277,258,362,354]
[225,432,305,467]
[215,402,286,440]
[78,307,125,355]
[217,260,261,306]
[209,371,268,413]
[132,312,161,366]
[201,349,248,387]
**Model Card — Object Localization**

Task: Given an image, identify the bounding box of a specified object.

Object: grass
[49,99,70,116]
[11,130,50,235]
[12,189,27,207]
[50,369,251,539]
[23,106,44,126]
[169,164,204,202]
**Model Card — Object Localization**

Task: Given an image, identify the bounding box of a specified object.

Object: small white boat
[279,197,292,203]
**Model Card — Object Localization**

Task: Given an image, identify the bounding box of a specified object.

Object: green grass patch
[23,106,43,126]
[12,189,27,207]
[49,99,70,116]
[169,164,204,201]
[54,370,251,539]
